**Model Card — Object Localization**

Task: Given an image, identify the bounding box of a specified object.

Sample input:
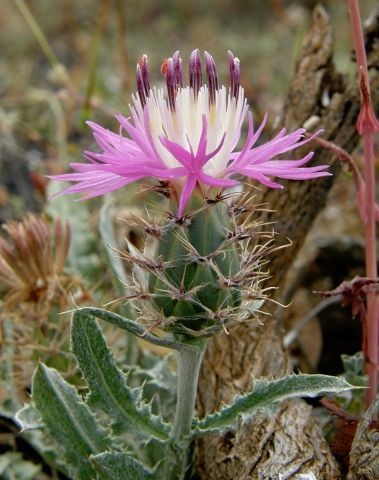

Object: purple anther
[189,49,202,98]
[172,51,183,89]
[165,57,176,112]
[136,62,146,108]
[204,51,219,105]
[140,55,150,97]
[228,51,240,100]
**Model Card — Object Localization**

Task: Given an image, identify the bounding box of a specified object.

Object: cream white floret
[132,84,248,178]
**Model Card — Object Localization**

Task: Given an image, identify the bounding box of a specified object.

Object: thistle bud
[121,195,268,339]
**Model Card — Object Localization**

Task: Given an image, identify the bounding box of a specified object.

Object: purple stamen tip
[204,51,219,105]
[189,49,202,98]
[165,57,177,112]
[136,55,150,108]
[173,50,183,89]
[228,51,240,100]
[141,55,150,97]
[164,51,184,112]
[136,65,145,108]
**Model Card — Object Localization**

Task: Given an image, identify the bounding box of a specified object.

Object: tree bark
[196,6,379,479]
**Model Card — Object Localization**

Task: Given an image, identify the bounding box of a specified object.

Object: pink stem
[348,0,379,415]
[364,129,379,412]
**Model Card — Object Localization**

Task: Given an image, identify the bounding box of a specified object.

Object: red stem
[363,128,379,411]
[348,0,379,415]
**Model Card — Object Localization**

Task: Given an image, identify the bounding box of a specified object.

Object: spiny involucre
[114,196,275,337]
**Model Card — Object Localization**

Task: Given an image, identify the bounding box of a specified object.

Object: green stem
[164,338,208,479]
[14,0,59,68]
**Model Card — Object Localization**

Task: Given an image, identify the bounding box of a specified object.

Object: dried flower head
[0,213,71,320]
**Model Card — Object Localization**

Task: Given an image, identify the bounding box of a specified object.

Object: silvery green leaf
[91,452,161,479]
[76,307,192,351]
[132,352,177,394]
[71,310,171,441]
[99,202,129,291]
[15,404,43,430]
[22,429,69,477]
[342,351,365,374]
[191,374,358,437]
[0,452,41,480]
[16,405,69,476]
[341,352,368,387]
[0,318,21,417]
[32,363,109,479]
[99,202,139,364]
[45,181,100,277]
[130,352,177,422]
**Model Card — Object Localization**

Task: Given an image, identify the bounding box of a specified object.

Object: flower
[0,213,71,316]
[49,50,330,217]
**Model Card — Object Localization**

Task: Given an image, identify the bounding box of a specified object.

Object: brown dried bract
[0,213,77,326]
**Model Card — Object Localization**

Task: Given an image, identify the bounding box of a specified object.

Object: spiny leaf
[77,307,191,351]
[32,363,109,479]
[16,406,70,477]
[91,452,161,479]
[15,404,43,431]
[71,310,171,441]
[191,374,359,437]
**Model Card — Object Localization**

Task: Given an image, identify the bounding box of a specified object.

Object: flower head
[49,50,330,216]
[0,213,71,316]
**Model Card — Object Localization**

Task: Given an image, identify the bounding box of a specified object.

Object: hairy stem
[164,338,208,479]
